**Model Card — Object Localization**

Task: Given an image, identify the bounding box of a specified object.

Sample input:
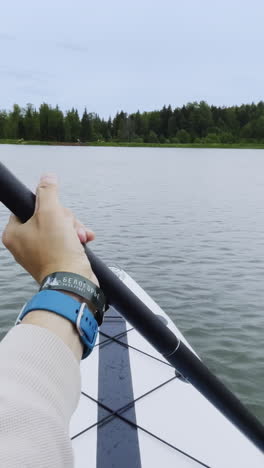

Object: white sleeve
[0,324,81,468]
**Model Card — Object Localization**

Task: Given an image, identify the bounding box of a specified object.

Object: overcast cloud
[0,0,264,117]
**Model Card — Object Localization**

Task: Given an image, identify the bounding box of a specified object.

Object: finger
[86,228,95,242]
[35,173,59,213]
[74,218,86,243]
[74,219,95,243]
[2,214,21,247]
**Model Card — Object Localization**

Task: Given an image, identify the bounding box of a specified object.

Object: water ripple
[0,146,263,422]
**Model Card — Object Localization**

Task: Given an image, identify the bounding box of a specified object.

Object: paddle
[0,161,263,452]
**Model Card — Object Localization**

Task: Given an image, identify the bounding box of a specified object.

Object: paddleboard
[70,267,263,468]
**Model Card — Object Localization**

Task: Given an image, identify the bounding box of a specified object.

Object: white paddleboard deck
[70,268,263,467]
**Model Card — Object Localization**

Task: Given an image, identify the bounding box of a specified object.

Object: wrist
[39,271,105,324]
[55,290,97,314]
[37,262,99,287]
[19,289,99,361]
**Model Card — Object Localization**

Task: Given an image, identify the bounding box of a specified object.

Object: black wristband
[40,271,106,325]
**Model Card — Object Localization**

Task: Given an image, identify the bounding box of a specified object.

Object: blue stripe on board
[96,307,142,468]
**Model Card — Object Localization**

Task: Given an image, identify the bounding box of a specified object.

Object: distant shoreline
[1,139,264,150]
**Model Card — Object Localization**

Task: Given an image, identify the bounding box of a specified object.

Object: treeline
[1,101,264,144]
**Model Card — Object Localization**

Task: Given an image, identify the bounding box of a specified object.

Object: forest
[1,101,264,145]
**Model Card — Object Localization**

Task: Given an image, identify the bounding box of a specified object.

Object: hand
[2,174,98,286]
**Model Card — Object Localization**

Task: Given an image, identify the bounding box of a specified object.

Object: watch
[16,289,98,359]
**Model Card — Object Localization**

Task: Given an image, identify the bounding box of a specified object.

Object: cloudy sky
[0,0,263,117]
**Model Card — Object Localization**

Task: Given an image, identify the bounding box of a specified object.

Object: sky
[0,0,264,118]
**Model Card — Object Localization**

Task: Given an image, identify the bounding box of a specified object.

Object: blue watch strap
[17,290,98,359]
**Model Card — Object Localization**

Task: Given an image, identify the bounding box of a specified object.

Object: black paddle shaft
[0,161,263,452]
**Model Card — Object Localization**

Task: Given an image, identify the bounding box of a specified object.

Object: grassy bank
[1,139,264,149]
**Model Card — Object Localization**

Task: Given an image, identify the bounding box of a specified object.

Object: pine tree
[65,108,80,142]
[80,108,92,142]
[39,103,50,141]
[0,111,8,138]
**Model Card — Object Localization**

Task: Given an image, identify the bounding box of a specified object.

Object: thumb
[2,214,21,248]
[35,173,59,213]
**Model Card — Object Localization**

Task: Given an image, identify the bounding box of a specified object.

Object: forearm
[0,323,81,468]
[22,309,83,361]
[0,172,99,467]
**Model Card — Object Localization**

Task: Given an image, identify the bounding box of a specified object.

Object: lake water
[0,145,263,423]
